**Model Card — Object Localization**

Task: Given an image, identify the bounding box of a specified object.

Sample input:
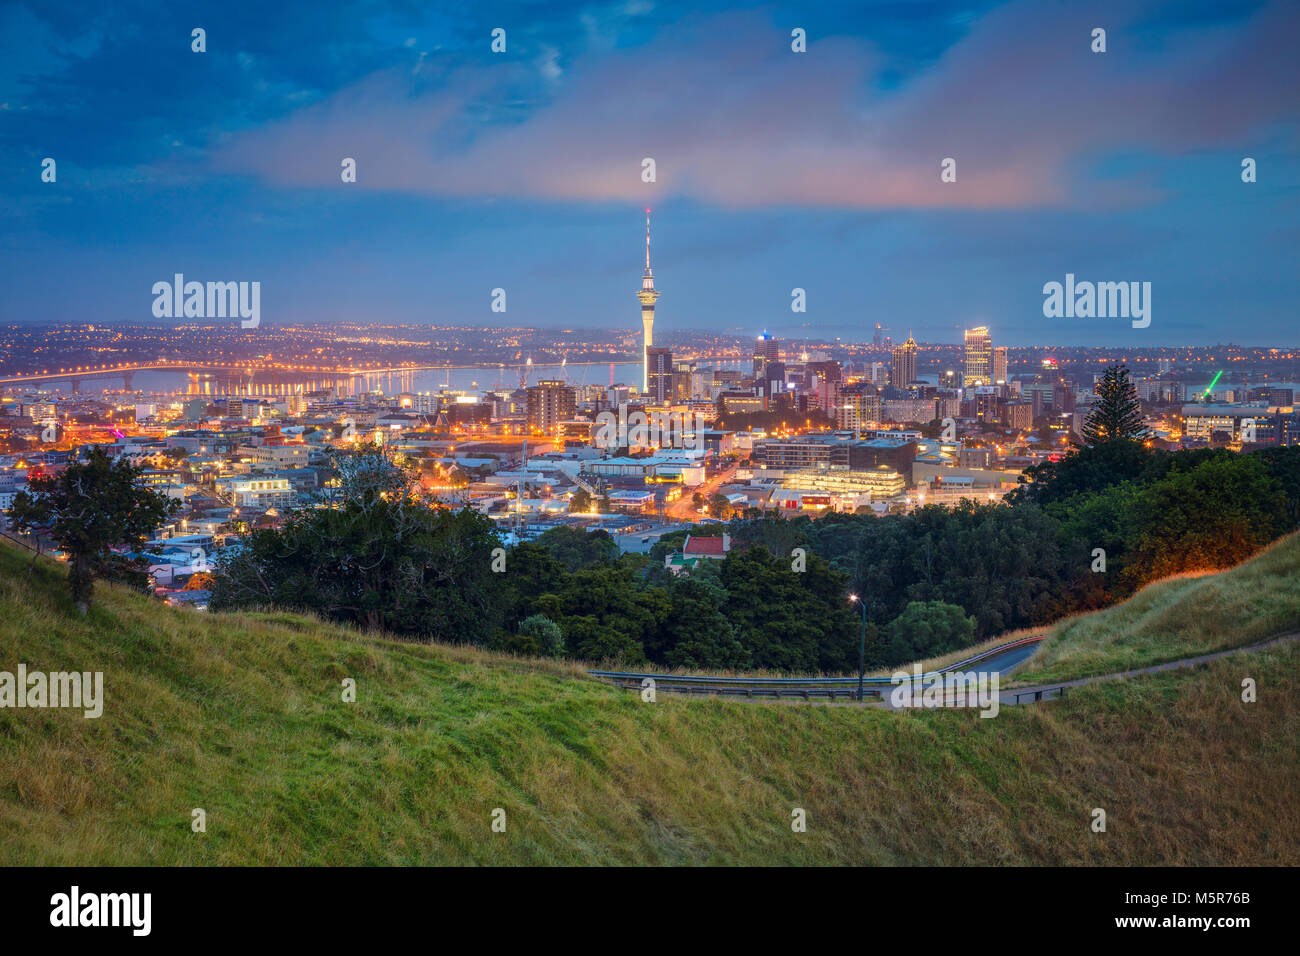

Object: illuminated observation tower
[637,209,660,394]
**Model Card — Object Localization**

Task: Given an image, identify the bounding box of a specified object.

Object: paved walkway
[878,632,1294,707]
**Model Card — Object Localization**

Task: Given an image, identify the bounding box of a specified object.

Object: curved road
[589,634,1047,701]
[590,631,1300,705]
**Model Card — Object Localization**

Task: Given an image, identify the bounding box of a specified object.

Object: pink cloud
[209,1,1300,209]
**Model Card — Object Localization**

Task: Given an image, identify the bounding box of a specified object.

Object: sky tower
[637,209,660,393]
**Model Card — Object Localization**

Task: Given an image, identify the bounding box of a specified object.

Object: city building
[1005,401,1033,430]
[993,346,1008,385]
[526,380,576,436]
[891,335,918,387]
[673,361,693,402]
[963,326,993,387]
[646,347,674,404]
[881,398,937,424]
[753,332,780,377]
[1181,404,1272,444]
[836,387,881,432]
[218,476,296,510]
[775,465,906,510]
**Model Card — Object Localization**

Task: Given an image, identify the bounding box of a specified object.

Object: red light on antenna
[645,208,651,214]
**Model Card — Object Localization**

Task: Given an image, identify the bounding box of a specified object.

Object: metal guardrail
[589,634,1046,699]
[0,528,42,554]
[1011,686,1069,704]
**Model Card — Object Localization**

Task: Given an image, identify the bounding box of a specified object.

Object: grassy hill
[1016,531,1300,684]
[1,539,1296,865]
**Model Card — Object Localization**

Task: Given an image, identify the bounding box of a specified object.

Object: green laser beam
[1204,369,1223,397]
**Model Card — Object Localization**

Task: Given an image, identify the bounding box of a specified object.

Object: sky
[1,0,1297,347]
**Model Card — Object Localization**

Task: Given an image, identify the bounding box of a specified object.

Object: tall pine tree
[1081,364,1147,445]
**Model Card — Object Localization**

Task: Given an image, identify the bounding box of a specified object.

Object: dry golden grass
[1018,531,1300,684]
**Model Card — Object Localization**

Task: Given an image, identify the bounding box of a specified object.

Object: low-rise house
[664,533,731,574]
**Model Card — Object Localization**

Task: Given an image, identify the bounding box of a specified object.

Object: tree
[533,564,668,664]
[213,444,505,642]
[7,447,175,614]
[569,488,592,513]
[1081,365,1147,445]
[506,614,565,658]
[661,572,749,670]
[707,492,733,520]
[1007,440,1153,506]
[1112,454,1289,587]
[533,524,617,571]
[879,601,976,666]
[718,547,858,673]
[183,571,217,591]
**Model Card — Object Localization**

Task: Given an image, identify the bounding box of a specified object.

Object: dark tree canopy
[878,601,976,667]
[7,447,176,613]
[213,445,504,641]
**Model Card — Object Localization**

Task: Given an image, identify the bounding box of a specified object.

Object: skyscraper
[753,332,780,377]
[646,347,673,404]
[673,360,693,402]
[992,346,1008,385]
[891,334,918,387]
[637,210,660,393]
[963,326,992,387]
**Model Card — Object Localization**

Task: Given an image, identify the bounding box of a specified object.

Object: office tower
[646,347,674,404]
[963,326,993,387]
[753,332,780,377]
[891,334,918,387]
[673,361,693,402]
[992,346,1008,385]
[637,210,660,393]
[526,379,576,436]
[807,360,842,414]
[873,323,883,347]
[763,361,786,399]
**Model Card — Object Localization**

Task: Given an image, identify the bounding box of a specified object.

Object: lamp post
[849,593,867,702]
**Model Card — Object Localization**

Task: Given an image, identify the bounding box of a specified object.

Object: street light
[849,593,868,702]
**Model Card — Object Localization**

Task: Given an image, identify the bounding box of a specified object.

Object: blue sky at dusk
[1,0,1297,346]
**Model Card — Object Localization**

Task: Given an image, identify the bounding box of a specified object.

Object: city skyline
[1,0,1298,346]
[3,0,1299,898]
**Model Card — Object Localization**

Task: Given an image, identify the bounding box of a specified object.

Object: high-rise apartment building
[836,387,881,433]
[526,380,575,436]
[992,346,1008,385]
[891,335,919,387]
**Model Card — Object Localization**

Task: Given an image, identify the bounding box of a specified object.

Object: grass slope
[1,541,1296,865]
[1017,531,1300,684]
